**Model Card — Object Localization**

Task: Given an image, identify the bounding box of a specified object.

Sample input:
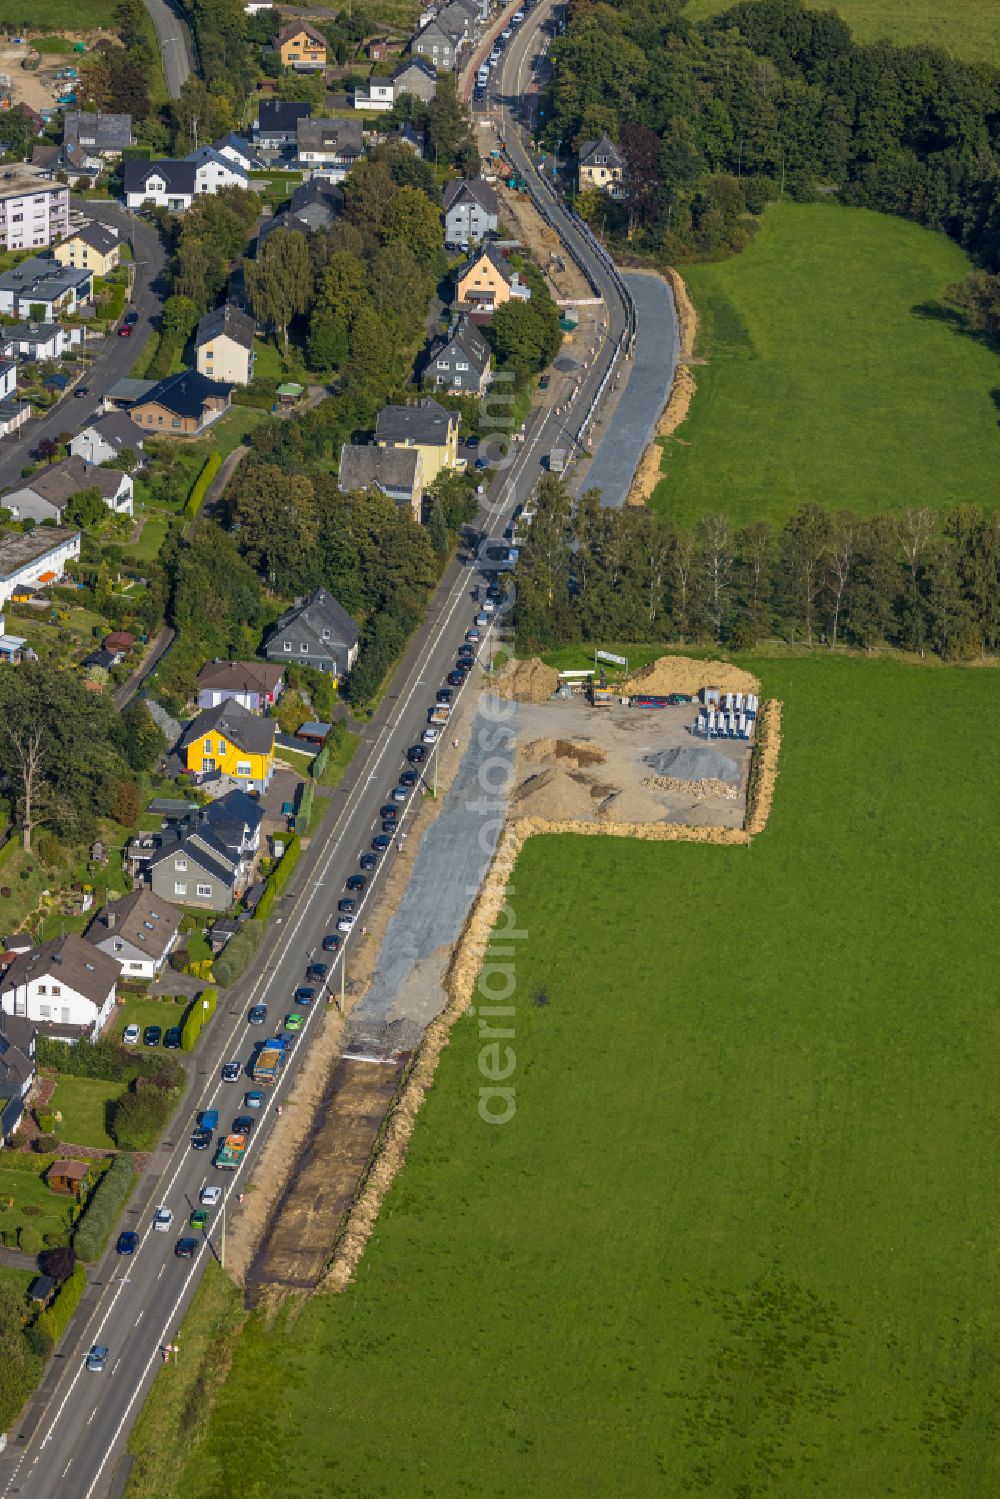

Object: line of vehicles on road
[474,2,530,100]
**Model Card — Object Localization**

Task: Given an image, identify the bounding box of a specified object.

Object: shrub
[18,1224,42,1256]
[109,1087,173,1152]
[183,453,221,523]
[36,832,61,868]
[36,1262,86,1346]
[38,1245,76,1283]
[111,779,143,826]
[35,1112,57,1134]
[72,1154,137,1262]
[38,1036,184,1090]
[33,1133,57,1154]
[179,914,198,934]
[180,987,217,1052]
[212,921,262,987]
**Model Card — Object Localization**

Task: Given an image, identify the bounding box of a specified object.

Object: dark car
[175,1237,197,1259]
[74,386,89,399]
[294,986,315,1005]
[248,1004,267,1025]
[306,961,328,981]
[372,834,391,851]
[143,1025,161,1047]
[407,744,427,764]
[359,852,377,871]
[539,374,550,390]
[338,897,356,914]
[399,769,417,787]
[233,1115,255,1137]
[447,670,466,687]
[191,1128,212,1151]
[379,805,398,823]
[116,1230,138,1255]
[221,1061,242,1083]
[475,457,489,472]
[381,818,397,835]
[164,1026,182,1049]
[117,322,132,337]
[457,650,474,666]
[125,311,138,325]
[437,688,453,703]
[346,874,366,892]
[322,932,342,952]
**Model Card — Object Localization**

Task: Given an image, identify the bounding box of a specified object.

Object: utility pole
[219,1198,225,1271]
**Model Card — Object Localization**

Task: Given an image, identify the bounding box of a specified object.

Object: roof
[105,378,156,404]
[276,19,327,47]
[3,319,63,345]
[62,111,132,151]
[122,158,197,197]
[65,221,120,256]
[0,1013,34,1096]
[578,133,622,170]
[104,630,136,649]
[14,455,124,510]
[85,888,181,962]
[148,824,236,887]
[194,303,255,352]
[83,648,117,670]
[0,168,66,196]
[290,177,345,216]
[0,526,79,580]
[180,698,276,759]
[0,934,120,1007]
[78,411,145,452]
[297,116,364,154]
[392,56,436,82]
[256,100,310,134]
[0,255,90,301]
[49,1159,91,1181]
[29,1275,54,1302]
[211,132,266,170]
[431,317,490,371]
[131,367,232,418]
[338,443,421,494]
[196,659,284,693]
[376,397,457,446]
[185,145,249,181]
[443,176,497,216]
[457,240,514,287]
[297,721,331,739]
[267,588,360,655]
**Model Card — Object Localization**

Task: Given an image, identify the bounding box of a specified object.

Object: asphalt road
[142,0,194,98]
[0,203,167,496]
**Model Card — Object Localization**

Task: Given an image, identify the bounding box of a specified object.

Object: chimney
[53,950,62,965]
[106,911,115,930]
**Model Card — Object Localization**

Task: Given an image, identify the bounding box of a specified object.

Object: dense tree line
[513,479,1000,660]
[548,0,1000,267]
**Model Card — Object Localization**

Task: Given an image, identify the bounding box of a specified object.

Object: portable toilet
[707,710,717,739]
[734,692,744,713]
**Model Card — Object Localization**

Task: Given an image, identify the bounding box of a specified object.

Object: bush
[211,922,262,988]
[72,1154,137,1262]
[179,914,198,934]
[0,1152,56,1175]
[145,332,177,381]
[180,987,217,1052]
[109,1087,173,1152]
[18,1224,42,1256]
[38,1036,184,1090]
[36,1112,56,1134]
[38,1245,76,1283]
[183,453,221,523]
[36,1262,86,1346]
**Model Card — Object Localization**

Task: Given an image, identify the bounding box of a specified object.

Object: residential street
[142,0,195,98]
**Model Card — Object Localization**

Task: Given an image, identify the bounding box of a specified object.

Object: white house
[122,159,196,212]
[0,358,16,403]
[68,411,145,468]
[84,888,181,981]
[0,526,80,606]
[0,935,120,1043]
[0,321,83,362]
[3,456,133,524]
[354,77,395,111]
[185,146,251,195]
[0,256,92,319]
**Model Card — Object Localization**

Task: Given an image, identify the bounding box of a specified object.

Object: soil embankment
[626,267,700,506]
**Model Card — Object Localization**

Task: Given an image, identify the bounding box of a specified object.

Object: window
[174,858,188,872]
[51,985,61,996]
[196,883,212,898]
[172,418,181,429]
[37,1003,51,1020]
[128,961,143,971]
[299,642,307,653]
[36,984,47,996]
[283,641,291,652]
[174,881,188,895]
[113,940,123,952]
[321,628,330,640]
[236,761,251,778]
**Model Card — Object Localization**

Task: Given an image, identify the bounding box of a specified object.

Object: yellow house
[454,243,530,313]
[276,21,328,70]
[194,304,255,386]
[180,699,275,792]
[52,222,121,277]
[577,133,624,198]
[375,398,460,486]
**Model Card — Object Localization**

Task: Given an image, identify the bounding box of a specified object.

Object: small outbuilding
[47,1160,92,1198]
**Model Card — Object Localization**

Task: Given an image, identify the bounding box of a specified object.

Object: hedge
[37,1036,185,1091]
[36,1263,87,1346]
[145,331,177,381]
[293,780,313,835]
[72,1153,137,1263]
[0,1152,57,1174]
[183,452,221,523]
[180,986,217,1052]
[211,920,263,989]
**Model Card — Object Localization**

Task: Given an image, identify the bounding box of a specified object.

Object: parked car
[164,1027,182,1049]
[399,769,418,787]
[391,786,408,803]
[122,1023,140,1045]
[381,819,397,835]
[124,311,138,325]
[248,1004,267,1025]
[116,1231,138,1255]
[346,874,366,892]
[379,805,398,822]
[447,670,466,686]
[322,932,342,951]
[294,986,315,1005]
[117,322,132,337]
[86,1344,109,1372]
[221,1061,241,1083]
[143,1025,161,1047]
[337,913,355,932]
[153,1206,173,1232]
[174,1237,197,1259]
[437,688,453,703]
[74,386,89,399]
[466,628,481,643]
[475,612,488,626]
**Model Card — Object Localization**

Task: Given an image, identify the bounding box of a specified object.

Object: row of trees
[549,0,1000,267]
[513,479,1000,660]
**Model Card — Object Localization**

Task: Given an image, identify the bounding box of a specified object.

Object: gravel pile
[643,745,741,784]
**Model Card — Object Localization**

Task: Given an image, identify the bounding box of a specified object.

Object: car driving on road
[322,932,342,951]
[174,1237,197,1259]
[153,1206,173,1232]
[294,986,315,1005]
[221,1061,241,1083]
[86,1345,109,1372]
[248,1004,267,1025]
[116,1231,138,1255]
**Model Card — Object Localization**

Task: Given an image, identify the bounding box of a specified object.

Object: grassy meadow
[129,655,1000,1498]
[651,201,1000,530]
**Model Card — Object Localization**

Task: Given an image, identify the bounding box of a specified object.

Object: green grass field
[0,1161,81,1247]
[0,0,116,25]
[651,201,1000,529]
[47,1075,120,1151]
[130,655,1000,1498]
[683,0,1000,67]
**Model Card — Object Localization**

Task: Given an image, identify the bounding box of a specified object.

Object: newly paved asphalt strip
[142,0,195,98]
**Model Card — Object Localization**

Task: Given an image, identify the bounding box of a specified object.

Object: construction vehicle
[548,449,567,474]
[213,1133,246,1170]
[252,1035,288,1086]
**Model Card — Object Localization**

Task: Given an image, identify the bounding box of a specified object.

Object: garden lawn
[0,1162,81,1248]
[119,509,170,566]
[47,1075,121,1151]
[651,201,1000,529]
[683,0,1000,67]
[128,655,1000,1499]
[110,994,188,1045]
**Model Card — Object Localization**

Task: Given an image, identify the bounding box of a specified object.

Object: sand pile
[624,654,759,697]
[495,657,560,703]
[522,737,606,769]
[512,766,606,820]
[644,745,740,784]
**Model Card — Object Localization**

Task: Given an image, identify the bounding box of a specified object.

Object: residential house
[194,304,256,386]
[195,659,284,712]
[185,145,251,195]
[392,57,437,103]
[367,38,389,61]
[398,121,425,156]
[0,527,80,608]
[179,698,276,791]
[264,588,360,679]
[337,443,424,521]
[411,16,463,70]
[253,100,310,150]
[454,241,530,312]
[276,21,328,70]
[51,220,121,276]
[129,368,232,435]
[211,132,267,172]
[0,320,83,363]
[443,177,498,248]
[0,254,92,319]
[145,791,264,910]
[62,111,133,160]
[101,377,156,413]
[354,74,395,112]
[0,356,16,403]
[104,629,136,654]
[3,456,133,524]
[68,411,145,467]
[0,934,120,1043]
[577,133,624,197]
[31,142,100,183]
[85,888,181,981]
[122,159,197,212]
[0,1012,35,1146]
[0,175,69,252]
[288,175,344,231]
[295,117,364,180]
[375,396,460,484]
[423,317,490,394]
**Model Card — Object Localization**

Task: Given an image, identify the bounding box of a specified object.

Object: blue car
[248,1005,267,1025]
[116,1231,138,1255]
[294,986,316,1005]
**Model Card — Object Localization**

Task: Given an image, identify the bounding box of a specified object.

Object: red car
[117,323,132,337]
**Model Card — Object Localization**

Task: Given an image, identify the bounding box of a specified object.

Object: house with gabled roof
[123,158,197,211]
[264,588,359,681]
[51,220,121,276]
[179,698,276,791]
[0,1012,35,1144]
[129,367,232,435]
[195,659,284,712]
[375,396,460,483]
[422,316,491,395]
[68,411,145,468]
[62,111,133,159]
[3,455,133,524]
[443,177,498,248]
[85,888,181,980]
[0,935,121,1043]
[392,56,437,103]
[194,304,256,386]
[276,20,328,71]
[577,133,624,197]
[337,443,424,521]
[454,241,531,313]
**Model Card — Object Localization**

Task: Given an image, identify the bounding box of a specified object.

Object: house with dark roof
[454,241,530,313]
[0,254,92,320]
[144,791,263,910]
[375,396,460,484]
[276,20,328,70]
[62,111,133,158]
[264,588,360,680]
[423,316,491,395]
[337,443,424,520]
[212,132,267,172]
[68,411,145,468]
[184,145,251,195]
[253,99,310,149]
[577,133,624,197]
[0,1012,35,1145]
[391,56,437,103]
[85,888,181,980]
[195,659,284,713]
[123,159,197,212]
[259,178,344,245]
[52,220,121,276]
[179,698,276,791]
[412,12,465,69]
[129,368,232,435]
[194,304,256,386]
[295,117,364,180]
[3,455,133,524]
[443,178,498,249]
[0,935,121,1043]
[0,320,83,363]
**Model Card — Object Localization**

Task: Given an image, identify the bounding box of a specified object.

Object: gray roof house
[423,317,491,395]
[3,455,133,524]
[144,790,264,911]
[0,255,92,319]
[193,303,256,385]
[0,1011,35,1143]
[0,934,120,1043]
[392,57,437,102]
[68,411,145,468]
[179,698,276,791]
[264,588,360,679]
[254,99,310,149]
[295,117,365,180]
[85,888,181,981]
[411,15,464,70]
[62,111,133,157]
[337,443,424,521]
[443,177,498,248]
